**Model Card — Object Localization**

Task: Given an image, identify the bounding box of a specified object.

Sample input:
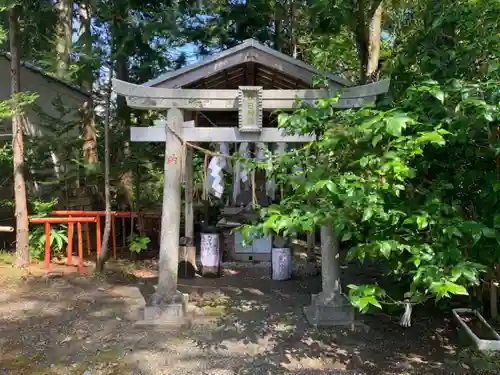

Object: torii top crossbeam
[112,39,390,143]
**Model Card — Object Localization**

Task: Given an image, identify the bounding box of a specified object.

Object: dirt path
[0,260,495,374]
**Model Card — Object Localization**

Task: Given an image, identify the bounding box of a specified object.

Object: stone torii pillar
[142,108,187,323]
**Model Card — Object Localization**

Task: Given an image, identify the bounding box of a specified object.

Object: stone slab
[304,293,357,328]
[201,265,221,278]
[135,293,189,327]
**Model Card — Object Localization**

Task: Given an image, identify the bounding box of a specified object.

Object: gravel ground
[0,260,489,375]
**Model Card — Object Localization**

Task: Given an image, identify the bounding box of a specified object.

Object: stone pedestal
[202,265,220,277]
[136,292,189,326]
[304,224,360,328]
[304,293,354,327]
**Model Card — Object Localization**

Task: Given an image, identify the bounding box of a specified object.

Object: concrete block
[135,293,189,327]
[304,293,355,327]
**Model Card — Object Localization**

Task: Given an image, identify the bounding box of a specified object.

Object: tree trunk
[96,70,113,273]
[365,2,383,83]
[78,0,97,164]
[273,1,282,52]
[353,0,383,84]
[9,6,30,267]
[111,5,134,211]
[56,0,73,79]
[289,0,298,58]
[307,230,316,261]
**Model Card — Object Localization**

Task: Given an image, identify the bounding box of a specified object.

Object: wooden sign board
[238,86,263,132]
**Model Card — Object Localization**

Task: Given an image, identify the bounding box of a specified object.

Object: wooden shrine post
[113,76,390,326]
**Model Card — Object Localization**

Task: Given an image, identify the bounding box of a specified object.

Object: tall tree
[77,0,97,164]
[0,1,58,64]
[110,0,134,211]
[308,0,387,83]
[9,4,30,267]
[55,0,73,79]
[96,69,112,272]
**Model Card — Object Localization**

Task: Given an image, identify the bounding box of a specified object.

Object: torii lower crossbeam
[131,123,314,143]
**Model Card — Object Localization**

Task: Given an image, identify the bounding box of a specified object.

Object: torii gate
[112,39,390,325]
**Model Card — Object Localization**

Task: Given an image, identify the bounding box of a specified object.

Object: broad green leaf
[488,61,499,74]
[372,134,383,147]
[482,227,496,238]
[444,227,463,238]
[444,283,469,296]
[385,117,404,137]
[416,132,445,146]
[378,241,392,259]
[432,90,444,103]
[411,255,421,267]
[358,296,382,311]
[416,216,428,229]
[362,207,373,222]
[346,247,357,261]
[384,112,412,137]
[326,181,336,193]
[431,282,468,299]
[54,233,63,250]
[341,232,352,242]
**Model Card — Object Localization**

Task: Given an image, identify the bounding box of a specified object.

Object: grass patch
[0,250,27,288]
[0,250,47,289]
[456,348,500,374]
[201,305,228,316]
[0,249,15,265]
[194,294,231,317]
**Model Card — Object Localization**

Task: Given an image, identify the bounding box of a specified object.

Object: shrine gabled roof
[144,39,353,89]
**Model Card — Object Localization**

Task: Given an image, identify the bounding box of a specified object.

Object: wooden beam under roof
[144,39,352,89]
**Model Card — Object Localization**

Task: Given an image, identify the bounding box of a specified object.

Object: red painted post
[85,222,91,256]
[121,217,126,248]
[67,215,74,265]
[96,216,101,256]
[49,211,133,257]
[77,222,84,274]
[30,217,96,272]
[44,222,51,271]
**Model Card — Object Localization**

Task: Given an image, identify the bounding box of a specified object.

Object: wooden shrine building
[113,39,390,263]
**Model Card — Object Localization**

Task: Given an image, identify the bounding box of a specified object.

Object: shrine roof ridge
[144,39,354,89]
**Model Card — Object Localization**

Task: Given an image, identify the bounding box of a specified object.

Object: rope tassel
[399,300,412,328]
